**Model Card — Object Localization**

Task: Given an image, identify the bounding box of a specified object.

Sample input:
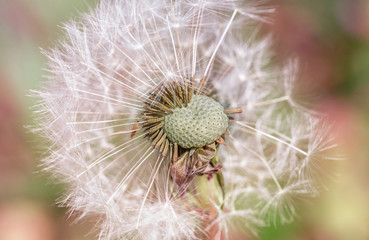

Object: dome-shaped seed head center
[164,95,228,149]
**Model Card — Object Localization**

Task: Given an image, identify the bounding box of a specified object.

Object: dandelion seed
[34,0,339,239]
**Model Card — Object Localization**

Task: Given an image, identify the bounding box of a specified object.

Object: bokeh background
[0,0,368,239]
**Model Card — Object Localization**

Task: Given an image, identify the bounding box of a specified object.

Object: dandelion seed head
[33,0,340,239]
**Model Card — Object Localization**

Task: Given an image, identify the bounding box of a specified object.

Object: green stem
[197,146,225,209]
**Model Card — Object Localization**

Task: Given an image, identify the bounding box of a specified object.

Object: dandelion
[33,0,339,239]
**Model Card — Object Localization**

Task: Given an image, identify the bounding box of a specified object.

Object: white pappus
[33,0,340,239]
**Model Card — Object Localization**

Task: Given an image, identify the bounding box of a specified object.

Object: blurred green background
[0,0,368,239]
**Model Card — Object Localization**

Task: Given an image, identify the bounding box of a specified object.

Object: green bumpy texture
[164,95,228,149]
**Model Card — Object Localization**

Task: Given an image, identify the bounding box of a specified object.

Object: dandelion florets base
[164,94,228,149]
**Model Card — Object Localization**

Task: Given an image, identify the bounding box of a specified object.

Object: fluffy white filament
[33,0,339,239]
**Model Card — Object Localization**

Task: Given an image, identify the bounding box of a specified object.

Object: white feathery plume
[33,0,340,239]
